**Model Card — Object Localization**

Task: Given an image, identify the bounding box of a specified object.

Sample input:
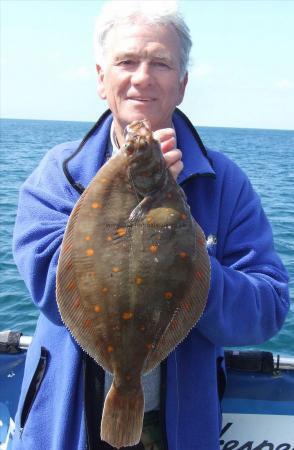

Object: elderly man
[12,2,289,450]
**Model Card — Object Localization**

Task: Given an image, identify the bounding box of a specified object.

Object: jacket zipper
[20,347,47,437]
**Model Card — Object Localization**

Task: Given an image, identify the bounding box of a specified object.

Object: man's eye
[119,60,135,66]
[153,61,170,68]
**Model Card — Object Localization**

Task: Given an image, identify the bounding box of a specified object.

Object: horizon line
[1,116,293,133]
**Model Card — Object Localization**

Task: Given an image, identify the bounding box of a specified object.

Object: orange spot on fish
[107,345,114,353]
[84,318,92,328]
[171,319,178,328]
[86,248,94,256]
[94,305,101,313]
[179,251,188,259]
[140,325,145,331]
[74,298,80,308]
[166,192,173,199]
[183,302,191,311]
[106,235,113,242]
[85,235,91,241]
[164,291,173,300]
[146,216,153,224]
[63,242,71,252]
[181,213,187,220]
[149,244,158,254]
[122,312,133,320]
[197,237,205,246]
[146,343,153,350]
[101,178,108,184]
[135,276,143,285]
[91,201,102,209]
[66,261,73,270]
[101,287,108,293]
[195,271,204,280]
[112,266,121,273]
[67,280,76,290]
[117,227,127,237]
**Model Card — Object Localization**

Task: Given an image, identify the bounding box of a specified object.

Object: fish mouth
[124,120,153,156]
[124,119,151,139]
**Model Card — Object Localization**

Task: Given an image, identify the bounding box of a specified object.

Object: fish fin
[128,195,153,222]
[56,193,114,373]
[143,222,210,373]
[101,381,144,448]
[128,186,174,223]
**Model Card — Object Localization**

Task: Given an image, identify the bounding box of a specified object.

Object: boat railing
[1,330,294,370]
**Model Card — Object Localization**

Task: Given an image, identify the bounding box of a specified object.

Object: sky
[1,0,294,130]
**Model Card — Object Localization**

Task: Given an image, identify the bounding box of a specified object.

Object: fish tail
[101,381,144,448]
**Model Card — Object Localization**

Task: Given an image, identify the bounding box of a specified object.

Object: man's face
[96,22,188,138]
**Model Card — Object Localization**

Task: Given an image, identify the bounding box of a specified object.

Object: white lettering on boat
[220,414,294,450]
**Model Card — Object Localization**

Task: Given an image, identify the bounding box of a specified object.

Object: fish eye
[138,137,148,147]
[125,142,135,155]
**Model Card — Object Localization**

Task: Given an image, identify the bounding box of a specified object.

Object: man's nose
[131,62,152,87]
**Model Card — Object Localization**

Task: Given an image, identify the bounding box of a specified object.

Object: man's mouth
[128,97,155,102]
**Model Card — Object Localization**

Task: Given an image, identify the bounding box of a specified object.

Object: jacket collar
[63,108,215,195]
[63,110,113,194]
[172,109,215,184]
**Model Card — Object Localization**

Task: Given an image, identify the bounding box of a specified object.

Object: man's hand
[154,128,183,180]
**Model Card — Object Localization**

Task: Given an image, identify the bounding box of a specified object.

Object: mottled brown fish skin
[56,120,210,448]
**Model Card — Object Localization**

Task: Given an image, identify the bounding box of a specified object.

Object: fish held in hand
[56,120,210,448]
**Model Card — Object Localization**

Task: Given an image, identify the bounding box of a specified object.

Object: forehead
[104,22,181,63]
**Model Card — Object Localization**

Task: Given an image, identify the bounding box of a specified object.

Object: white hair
[93,0,192,79]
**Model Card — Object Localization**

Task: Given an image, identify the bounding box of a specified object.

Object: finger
[154,128,175,143]
[168,160,184,180]
[163,149,182,168]
[160,137,177,154]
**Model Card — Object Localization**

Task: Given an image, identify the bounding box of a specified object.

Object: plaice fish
[56,120,210,448]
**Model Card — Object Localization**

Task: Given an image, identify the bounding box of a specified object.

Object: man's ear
[176,71,188,106]
[96,64,106,99]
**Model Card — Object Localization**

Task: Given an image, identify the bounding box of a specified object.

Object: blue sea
[0,118,293,355]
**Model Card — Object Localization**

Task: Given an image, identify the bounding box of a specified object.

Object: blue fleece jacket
[12,109,289,450]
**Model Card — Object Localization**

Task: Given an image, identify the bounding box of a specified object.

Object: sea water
[0,118,293,355]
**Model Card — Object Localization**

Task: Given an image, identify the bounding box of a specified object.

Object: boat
[221,350,294,448]
[0,331,293,449]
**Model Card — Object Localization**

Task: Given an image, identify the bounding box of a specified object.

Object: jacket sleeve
[197,161,290,347]
[12,147,77,325]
